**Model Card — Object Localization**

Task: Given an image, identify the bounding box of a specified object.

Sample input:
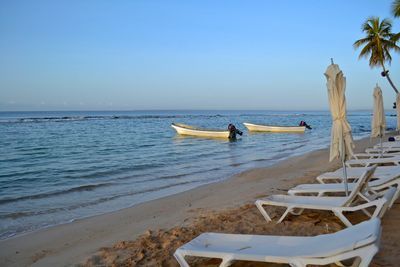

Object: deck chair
[174,218,382,267]
[288,177,399,208]
[365,147,400,154]
[374,141,400,149]
[345,156,400,167]
[316,166,400,184]
[352,152,397,160]
[255,166,391,227]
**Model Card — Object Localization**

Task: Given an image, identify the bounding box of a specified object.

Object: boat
[243,122,306,133]
[171,123,230,138]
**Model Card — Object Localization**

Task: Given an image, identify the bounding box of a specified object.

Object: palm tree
[354,17,400,93]
[393,0,400,17]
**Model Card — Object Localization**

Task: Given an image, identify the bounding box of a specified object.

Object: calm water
[0,110,396,239]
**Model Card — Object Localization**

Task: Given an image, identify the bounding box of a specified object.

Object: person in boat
[299,120,312,129]
[228,124,243,139]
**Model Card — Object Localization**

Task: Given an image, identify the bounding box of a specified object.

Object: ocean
[0,110,396,239]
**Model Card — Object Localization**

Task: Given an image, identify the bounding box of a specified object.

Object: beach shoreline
[0,136,390,267]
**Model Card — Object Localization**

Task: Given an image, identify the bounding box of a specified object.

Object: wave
[0,179,201,220]
[0,164,224,206]
[0,114,226,124]
[352,125,371,134]
[0,182,115,205]
[137,166,223,183]
[1,111,394,124]
[274,144,306,153]
[240,113,311,117]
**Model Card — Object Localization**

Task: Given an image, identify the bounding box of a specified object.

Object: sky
[0,0,399,111]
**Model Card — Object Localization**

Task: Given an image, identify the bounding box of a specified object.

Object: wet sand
[0,136,398,267]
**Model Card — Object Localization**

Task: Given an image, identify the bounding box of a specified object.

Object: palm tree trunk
[386,73,399,94]
[382,64,399,94]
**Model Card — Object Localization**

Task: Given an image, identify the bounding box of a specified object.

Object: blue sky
[0,0,399,111]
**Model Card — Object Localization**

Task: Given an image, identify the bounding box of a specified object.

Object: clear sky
[0,0,399,111]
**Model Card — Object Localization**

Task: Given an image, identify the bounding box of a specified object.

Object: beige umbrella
[371,84,386,152]
[324,61,354,195]
[396,93,400,131]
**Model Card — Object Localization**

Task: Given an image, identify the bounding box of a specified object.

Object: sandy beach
[1,135,399,267]
[2,0,399,266]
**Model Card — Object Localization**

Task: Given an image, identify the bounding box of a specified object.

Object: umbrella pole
[380,136,383,157]
[342,161,349,196]
[340,134,349,196]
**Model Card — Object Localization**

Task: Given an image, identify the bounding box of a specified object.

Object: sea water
[0,110,396,239]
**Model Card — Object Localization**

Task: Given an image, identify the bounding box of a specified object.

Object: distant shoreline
[0,109,387,113]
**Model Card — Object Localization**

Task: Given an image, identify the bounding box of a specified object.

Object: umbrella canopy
[324,63,354,162]
[371,85,386,138]
[396,93,400,131]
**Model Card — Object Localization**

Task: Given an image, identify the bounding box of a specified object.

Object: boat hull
[243,122,305,133]
[171,123,230,138]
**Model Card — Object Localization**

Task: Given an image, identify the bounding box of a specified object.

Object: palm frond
[392,32,400,43]
[358,42,373,59]
[392,0,400,17]
[353,37,372,48]
[354,16,399,68]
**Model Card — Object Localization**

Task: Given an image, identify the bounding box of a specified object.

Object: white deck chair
[365,147,400,154]
[255,166,390,227]
[288,178,399,208]
[374,141,400,149]
[345,156,400,167]
[174,218,382,267]
[316,166,400,184]
[352,152,397,160]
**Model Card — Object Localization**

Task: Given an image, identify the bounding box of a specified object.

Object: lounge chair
[365,147,400,154]
[316,166,400,184]
[288,176,399,207]
[352,152,397,160]
[345,156,400,167]
[374,141,400,149]
[255,166,392,226]
[174,218,382,267]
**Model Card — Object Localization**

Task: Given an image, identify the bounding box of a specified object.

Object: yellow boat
[171,123,230,138]
[243,122,305,133]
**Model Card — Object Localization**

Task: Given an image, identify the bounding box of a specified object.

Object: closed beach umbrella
[396,93,400,131]
[324,62,354,195]
[371,84,386,138]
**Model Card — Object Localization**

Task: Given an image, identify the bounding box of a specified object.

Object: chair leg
[360,208,372,217]
[357,253,376,267]
[332,209,353,227]
[219,257,233,267]
[334,261,345,267]
[255,201,272,222]
[290,208,304,215]
[174,252,191,267]
[389,186,400,207]
[288,260,305,267]
[350,257,362,267]
[371,203,384,218]
[335,257,362,267]
[277,207,293,223]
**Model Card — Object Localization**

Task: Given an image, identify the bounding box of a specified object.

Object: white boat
[243,122,305,133]
[171,123,230,138]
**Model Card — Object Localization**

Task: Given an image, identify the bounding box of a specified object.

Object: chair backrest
[343,165,377,207]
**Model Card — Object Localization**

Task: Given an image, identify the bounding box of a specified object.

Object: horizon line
[0,108,390,113]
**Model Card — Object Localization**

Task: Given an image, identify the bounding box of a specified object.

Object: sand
[0,136,398,267]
